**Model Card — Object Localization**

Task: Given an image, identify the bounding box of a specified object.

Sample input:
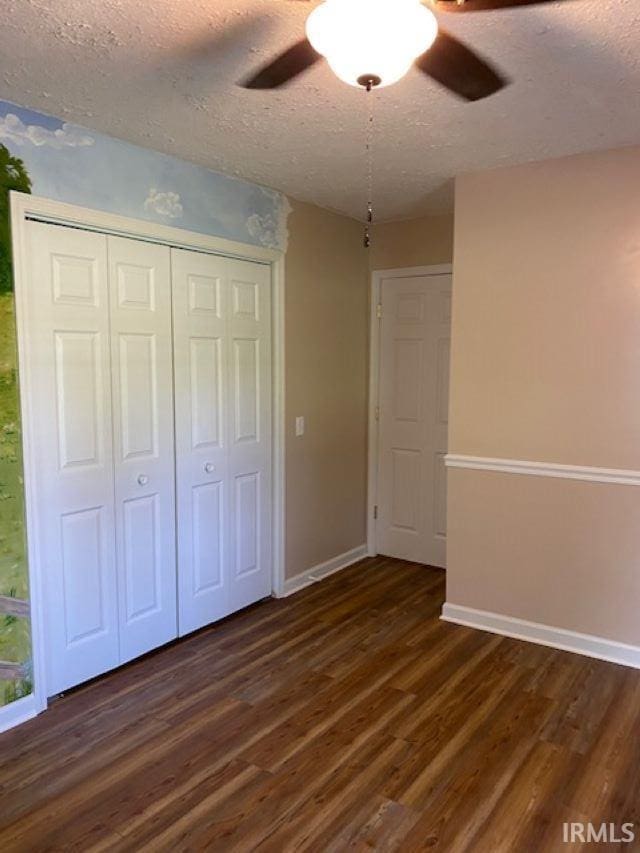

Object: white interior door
[172,250,272,635]
[108,236,177,662]
[24,222,120,694]
[375,271,452,567]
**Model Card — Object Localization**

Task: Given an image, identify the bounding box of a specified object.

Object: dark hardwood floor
[1,557,640,851]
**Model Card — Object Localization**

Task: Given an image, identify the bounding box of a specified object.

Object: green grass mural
[0,143,33,705]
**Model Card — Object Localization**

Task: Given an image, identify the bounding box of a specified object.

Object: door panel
[227,259,272,612]
[60,507,109,646]
[172,250,230,634]
[25,222,119,695]
[54,331,103,468]
[190,337,223,448]
[234,471,260,578]
[108,236,177,662]
[173,250,272,634]
[376,272,452,567]
[192,481,224,594]
[122,494,160,621]
[393,339,423,422]
[118,333,158,459]
[391,449,420,531]
[233,337,259,443]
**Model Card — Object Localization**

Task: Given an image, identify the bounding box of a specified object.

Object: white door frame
[8,191,286,725]
[367,264,453,557]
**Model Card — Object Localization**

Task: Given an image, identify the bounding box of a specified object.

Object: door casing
[367,264,453,559]
[8,191,286,727]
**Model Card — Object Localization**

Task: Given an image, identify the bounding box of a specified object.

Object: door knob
[204,462,215,474]
[137,474,149,486]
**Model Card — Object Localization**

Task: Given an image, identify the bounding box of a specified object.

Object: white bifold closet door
[172,249,272,635]
[26,222,120,694]
[108,236,177,663]
[24,222,177,695]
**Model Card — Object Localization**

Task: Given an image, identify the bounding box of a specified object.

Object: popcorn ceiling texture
[1,0,639,221]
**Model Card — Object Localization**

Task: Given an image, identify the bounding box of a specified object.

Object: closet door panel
[24,222,119,695]
[118,332,158,459]
[227,259,272,612]
[108,236,177,662]
[192,481,224,592]
[172,249,229,635]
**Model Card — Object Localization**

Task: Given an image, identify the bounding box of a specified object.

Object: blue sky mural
[0,98,290,250]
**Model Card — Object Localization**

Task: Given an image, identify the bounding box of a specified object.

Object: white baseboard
[278,545,368,598]
[441,603,640,670]
[0,692,39,734]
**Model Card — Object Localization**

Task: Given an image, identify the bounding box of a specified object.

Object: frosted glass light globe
[306,0,438,89]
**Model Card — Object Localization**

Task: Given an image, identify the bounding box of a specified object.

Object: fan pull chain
[364,81,375,248]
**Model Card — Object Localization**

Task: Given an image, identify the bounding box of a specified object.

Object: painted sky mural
[0,97,290,708]
[0,100,290,251]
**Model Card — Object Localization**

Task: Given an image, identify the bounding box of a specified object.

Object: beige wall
[448,144,640,645]
[285,199,369,579]
[370,213,454,271]
[448,469,640,647]
[284,203,455,581]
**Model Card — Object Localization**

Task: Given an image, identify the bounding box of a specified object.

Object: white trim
[367,265,454,556]
[371,264,454,279]
[9,191,286,727]
[277,545,368,598]
[10,197,49,725]
[271,257,286,597]
[11,192,280,264]
[0,693,39,734]
[441,603,640,669]
[445,454,640,486]
[366,272,381,558]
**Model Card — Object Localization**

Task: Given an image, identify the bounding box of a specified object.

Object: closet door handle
[204,462,215,474]
[137,474,149,486]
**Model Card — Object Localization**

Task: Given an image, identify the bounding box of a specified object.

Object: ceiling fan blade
[181,16,267,62]
[241,38,321,89]
[435,0,571,12]
[415,30,508,101]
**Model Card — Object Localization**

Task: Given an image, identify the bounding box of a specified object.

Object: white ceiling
[1,0,639,221]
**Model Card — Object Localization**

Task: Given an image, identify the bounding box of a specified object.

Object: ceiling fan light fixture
[305,0,438,88]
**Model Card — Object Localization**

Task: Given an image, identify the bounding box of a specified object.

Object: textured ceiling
[1,0,639,221]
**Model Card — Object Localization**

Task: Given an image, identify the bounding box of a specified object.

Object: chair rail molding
[445,454,640,487]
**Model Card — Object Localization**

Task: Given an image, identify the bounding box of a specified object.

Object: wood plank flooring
[1,557,640,851]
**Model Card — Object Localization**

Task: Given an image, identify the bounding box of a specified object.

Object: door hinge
[376,303,382,320]
[375,406,380,421]
[373,505,378,520]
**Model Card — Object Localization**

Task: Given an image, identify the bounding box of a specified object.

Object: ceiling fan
[239,0,571,101]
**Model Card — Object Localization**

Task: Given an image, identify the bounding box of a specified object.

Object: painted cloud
[246,213,277,247]
[144,188,184,219]
[246,195,291,250]
[0,113,94,148]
